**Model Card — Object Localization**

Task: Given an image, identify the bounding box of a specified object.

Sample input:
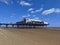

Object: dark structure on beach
[0,18,49,28]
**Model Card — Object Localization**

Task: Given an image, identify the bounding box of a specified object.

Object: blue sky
[0,0,60,27]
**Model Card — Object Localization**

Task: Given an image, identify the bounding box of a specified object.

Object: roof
[25,18,42,22]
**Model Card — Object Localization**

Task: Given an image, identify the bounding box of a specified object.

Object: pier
[0,23,48,28]
[0,18,49,28]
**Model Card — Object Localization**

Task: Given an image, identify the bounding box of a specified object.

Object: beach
[0,28,60,45]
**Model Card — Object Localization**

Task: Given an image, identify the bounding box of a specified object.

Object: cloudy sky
[0,0,60,27]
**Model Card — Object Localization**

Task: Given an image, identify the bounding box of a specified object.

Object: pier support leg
[12,25,14,28]
[17,25,19,28]
[0,25,1,28]
[6,24,8,28]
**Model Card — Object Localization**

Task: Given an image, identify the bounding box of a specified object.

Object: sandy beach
[0,28,60,45]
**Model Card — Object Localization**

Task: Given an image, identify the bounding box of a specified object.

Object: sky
[0,0,60,27]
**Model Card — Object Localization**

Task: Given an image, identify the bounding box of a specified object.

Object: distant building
[16,18,49,27]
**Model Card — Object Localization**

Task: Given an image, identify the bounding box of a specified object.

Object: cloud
[10,15,14,18]
[34,17,39,20]
[10,1,14,4]
[20,1,32,6]
[22,14,31,18]
[42,8,55,15]
[28,8,34,11]
[0,0,10,4]
[33,15,36,17]
[22,15,26,18]
[10,13,16,18]
[35,8,43,12]
[42,8,60,15]
[28,8,43,13]
[55,8,60,12]
[27,14,31,17]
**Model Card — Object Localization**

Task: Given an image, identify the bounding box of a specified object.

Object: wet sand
[0,28,60,45]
